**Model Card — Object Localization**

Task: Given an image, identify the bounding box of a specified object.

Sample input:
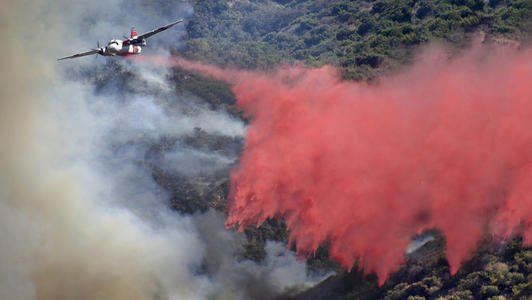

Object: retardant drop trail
[133,46,532,285]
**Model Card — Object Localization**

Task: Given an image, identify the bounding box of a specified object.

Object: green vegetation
[292,236,531,299]
[183,0,531,80]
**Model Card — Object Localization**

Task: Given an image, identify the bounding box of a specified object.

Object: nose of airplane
[106,42,120,52]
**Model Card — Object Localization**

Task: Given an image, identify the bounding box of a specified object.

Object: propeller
[91,41,103,60]
[92,41,100,51]
[96,41,104,56]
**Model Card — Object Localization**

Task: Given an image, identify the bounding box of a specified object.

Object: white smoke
[0,1,322,299]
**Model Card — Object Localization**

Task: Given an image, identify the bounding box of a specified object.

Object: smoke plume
[153,46,532,284]
[1,1,319,299]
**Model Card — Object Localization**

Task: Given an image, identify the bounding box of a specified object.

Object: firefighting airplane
[58,19,183,61]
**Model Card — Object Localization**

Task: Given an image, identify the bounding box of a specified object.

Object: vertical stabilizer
[131,27,137,38]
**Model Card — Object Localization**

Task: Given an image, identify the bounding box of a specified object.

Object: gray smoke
[0,1,323,299]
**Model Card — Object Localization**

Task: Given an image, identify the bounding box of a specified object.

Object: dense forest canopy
[183,0,530,79]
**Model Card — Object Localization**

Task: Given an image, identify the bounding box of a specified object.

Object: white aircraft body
[58,19,183,61]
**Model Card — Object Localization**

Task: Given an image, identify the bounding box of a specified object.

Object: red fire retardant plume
[133,46,532,284]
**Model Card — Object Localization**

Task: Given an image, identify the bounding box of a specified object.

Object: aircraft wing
[135,19,183,41]
[58,49,100,61]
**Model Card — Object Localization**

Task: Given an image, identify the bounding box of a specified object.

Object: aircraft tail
[131,27,137,38]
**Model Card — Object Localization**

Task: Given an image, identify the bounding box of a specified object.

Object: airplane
[58,19,183,61]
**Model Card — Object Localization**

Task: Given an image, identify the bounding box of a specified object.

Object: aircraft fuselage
[101,39,144,57]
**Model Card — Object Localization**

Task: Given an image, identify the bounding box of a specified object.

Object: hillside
[182,0,530,79]
[168,1,532,299]
[284,236,531,299]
